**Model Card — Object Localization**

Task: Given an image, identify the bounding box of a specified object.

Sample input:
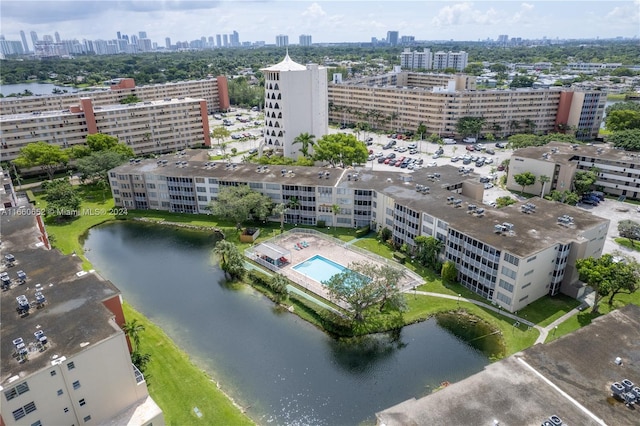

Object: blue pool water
[293,255,348,283]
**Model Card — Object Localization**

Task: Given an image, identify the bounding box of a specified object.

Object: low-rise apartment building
[328,71,606,141]
[0,76,229,115]
[1,97,211,162]
[109,152,609,312]
[507,141,640,200]
[0,211,163,425]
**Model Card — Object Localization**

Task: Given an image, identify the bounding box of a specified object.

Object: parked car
[497,165,505,171]
[386,153,396,159]
[427,161,437,167]
[466,145,475,151]
[485,149,495,155]
[407,142,417,149]
[366,137,374,142]
[451,156,459,162]
[443,138,456,144]
[463,137,477,143]
[248,148,258,154]
[409,149,418,155]
[378,157,386,163]
[495,142,507,148]
[484,183,494,189]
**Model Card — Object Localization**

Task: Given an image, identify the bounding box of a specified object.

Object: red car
[384,158,392,164]
[466,145,475,151]
[497,165,505,171]
[395,160,403,167]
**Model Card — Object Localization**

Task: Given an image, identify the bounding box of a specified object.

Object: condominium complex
[1,97,211,162]
[261,54,328,158]
[275,35,289,47]
[0,77,229,116]
[327,71,606,140]
[108,151,609,312]
[0,211,164,425]
[508,141,640,200]
[299,34,312,46]
[400,48,469,71]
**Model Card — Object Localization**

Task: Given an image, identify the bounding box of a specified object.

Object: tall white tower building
[261,53,327,159]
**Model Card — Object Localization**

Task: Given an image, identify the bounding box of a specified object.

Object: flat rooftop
[513,141,639,165]
[114,151,609,258]
[377,304,640,426]
[1,209,121,388]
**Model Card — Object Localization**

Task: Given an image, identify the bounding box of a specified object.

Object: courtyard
[245,229,423,308]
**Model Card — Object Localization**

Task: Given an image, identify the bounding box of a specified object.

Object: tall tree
[455,117,486,138]
[331,204,341,230]
[313,133,368,167]
[76,150,129,183]
[606,110,640,132]
[42,178,82,219]
[618,220,640,247]
[13,141,69,180]
[208,185,273,229]
[323,261,405,322]
[513,171,536,194]
[414,236,443,270]
[272,202,288,234]
[86,133,133,157]
[538,174,551,197]
[573,168,598,195]
[211,126,231,146]
[292,132,316,158]
[576,253,640,313]
[213,240,246,281]
[122,319,145,351]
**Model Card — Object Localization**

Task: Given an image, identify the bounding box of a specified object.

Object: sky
[1,0,638,46]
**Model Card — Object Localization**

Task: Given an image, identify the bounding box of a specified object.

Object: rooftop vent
[325,172,330,179]
[548,415,563,426]
[502,222,514,231]
[557,215,574,226]
[447,196,455,204]
[494,224,506,233]
[453,199,462,207]
[475,208,485,217]
[521,203,536,214]
[467,204,477,212]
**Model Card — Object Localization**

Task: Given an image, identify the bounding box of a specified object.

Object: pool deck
[248,229,423,310]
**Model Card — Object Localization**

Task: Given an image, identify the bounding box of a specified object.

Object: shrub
[393,252,406,264]
[317,220,326,228]
[355,227,370,238]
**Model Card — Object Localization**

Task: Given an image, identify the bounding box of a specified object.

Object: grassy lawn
[517,294,581,327]
[614,237,640,252]
[123,303,254,426]
[33,184,118,269]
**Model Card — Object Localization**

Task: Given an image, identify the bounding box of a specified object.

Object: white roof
[261,53,307,72]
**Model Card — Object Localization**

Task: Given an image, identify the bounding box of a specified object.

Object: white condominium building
[109,152,609,313]
[261,54,328,159]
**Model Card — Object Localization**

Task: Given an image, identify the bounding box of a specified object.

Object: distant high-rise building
[138,31,147,39]
[117,31,122,39]
[30,31,38,48]
[54,31,61,43]
[497,34,509,45]
[400,48,433,70]
[130,35,138,47]
[230,31,240,47]
[19,30,29,53]
[275,34,289,47]
[208,36,214,46]
[432,50,468,71]
[299,34,312,46]
[223,34,228,47]
[165,37,171,49]
[216,34,222,47]
[387,31,399,46]
[400,35,414,45]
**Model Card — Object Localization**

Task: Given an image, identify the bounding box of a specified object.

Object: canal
[84,221,489,425]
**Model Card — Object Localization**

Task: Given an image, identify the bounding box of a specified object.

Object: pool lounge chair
[297,243,304,249]
[301,241,309,248]
[293,245,300,251]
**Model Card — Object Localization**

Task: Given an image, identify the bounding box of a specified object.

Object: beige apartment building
[508,141,640,200]
[1,212,163,426]
[328,72,606,141]
[108,151,608,312]
[0,77,230,116]
[1,97,211,162]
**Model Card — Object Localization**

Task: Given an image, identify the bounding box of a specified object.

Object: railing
[133,364,145,384]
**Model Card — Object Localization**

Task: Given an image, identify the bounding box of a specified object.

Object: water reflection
[84,221,489,425]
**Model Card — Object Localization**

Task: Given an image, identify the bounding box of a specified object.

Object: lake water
[0,82,74,96]
[84,222,489,425]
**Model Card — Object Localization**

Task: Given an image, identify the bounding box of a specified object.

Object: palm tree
[122,319,145,352]
[213,240,236,269]
[272,203,288,234]
[539,175,551,197]
[331,204,341,230]
[292,133,316,158]
[287,196,300,225]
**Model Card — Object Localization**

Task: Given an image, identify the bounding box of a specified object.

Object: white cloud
[508,2,536,25]
[302,2,326,18]
[604,1,640,25]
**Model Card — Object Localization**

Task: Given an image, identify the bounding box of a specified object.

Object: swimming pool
[292,255,349,284]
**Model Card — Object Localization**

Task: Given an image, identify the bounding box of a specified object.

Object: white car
[484,183,494,189]
[427,161,437,167]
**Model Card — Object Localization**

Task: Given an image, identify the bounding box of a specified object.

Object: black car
[377,157,386,163]
[386,153,396,159]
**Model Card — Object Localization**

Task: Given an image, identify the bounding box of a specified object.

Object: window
[72,381,81,390]
[31,421,42,426]
[519,295,529,302]
[12,402,36,421]
[498,279,514,293]
[64,408,69,413]
[501,266,516,280]
[50,370,57,376]
[5,382,30,401]
[504,253,519,266]
[67,362,75,370]
[524,269,534,276]
[79,398,86,406]
[57,389,63,396]
[522,282,532,289]
[84,415,92,422]
[496,292,512,306]
[527,255,537,263]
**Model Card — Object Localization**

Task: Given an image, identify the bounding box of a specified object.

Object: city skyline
[1,1,638,48]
